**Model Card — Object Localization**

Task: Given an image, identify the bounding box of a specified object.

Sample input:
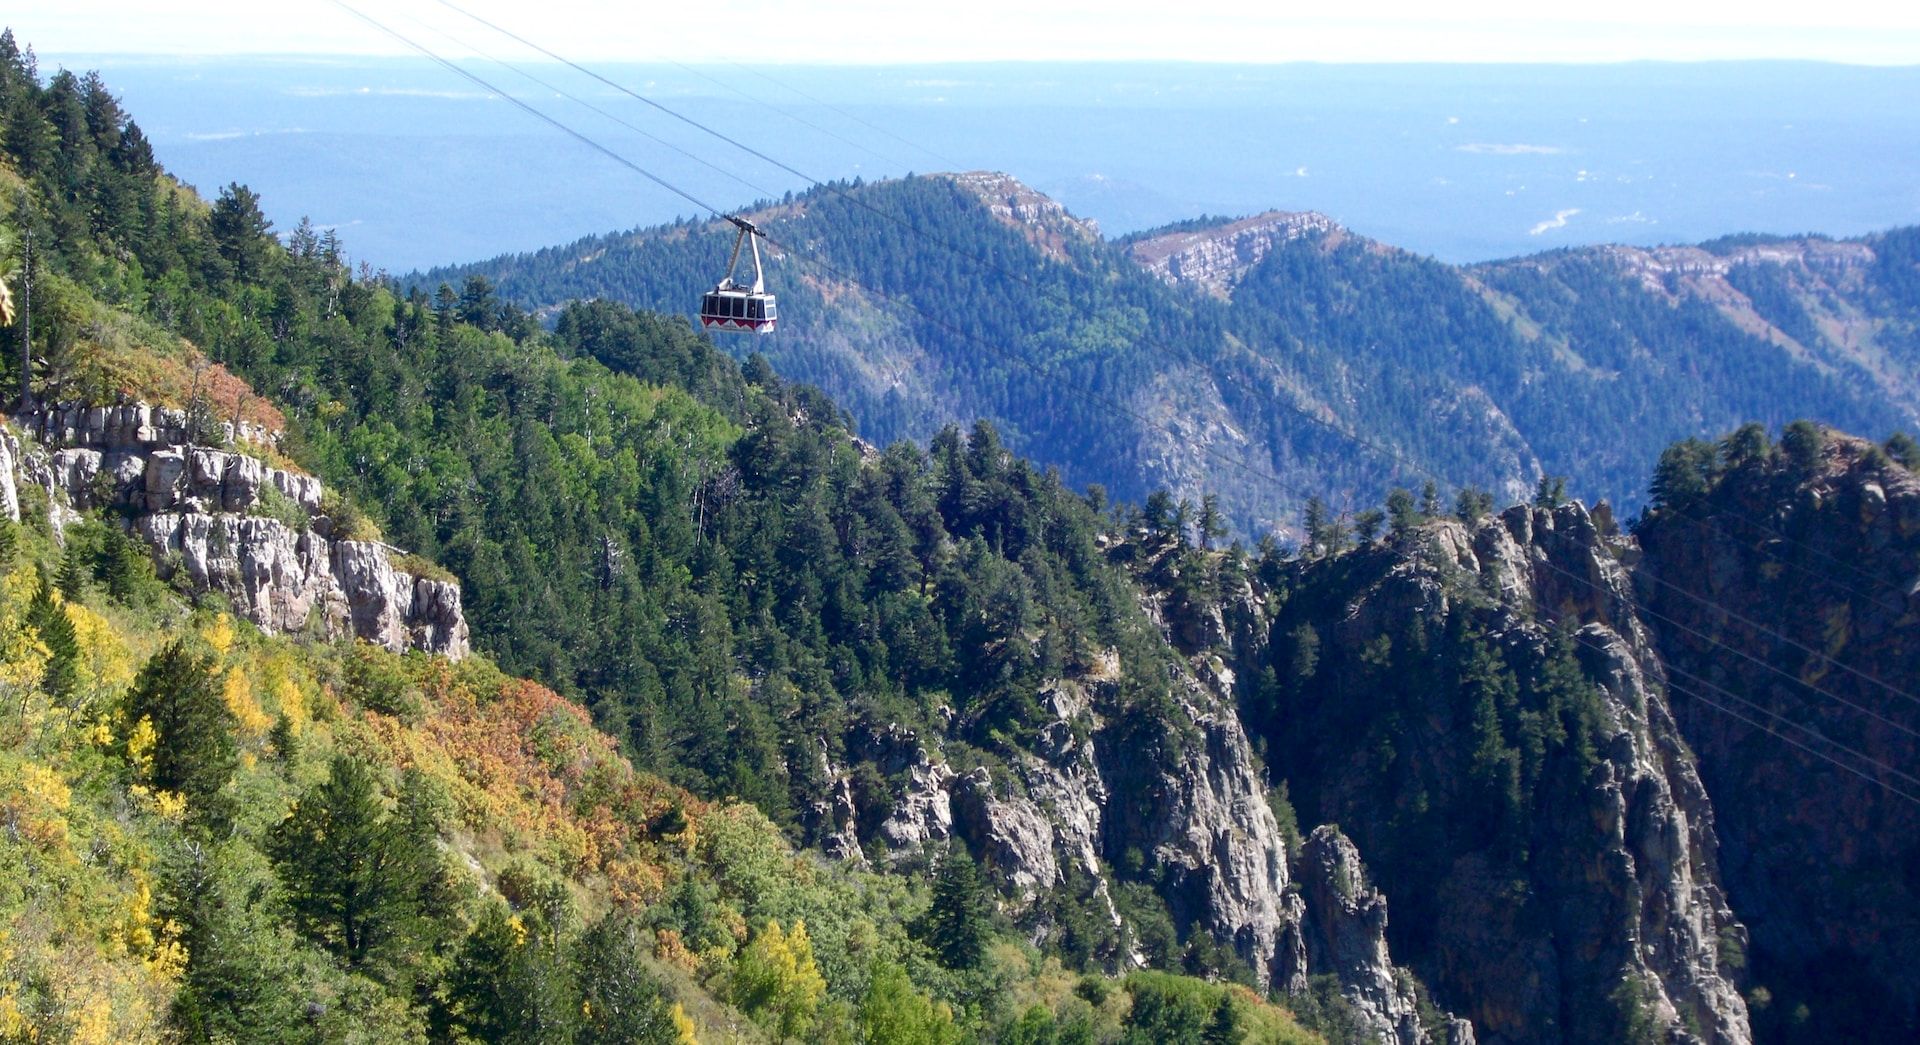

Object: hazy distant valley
[50,55,1920,270]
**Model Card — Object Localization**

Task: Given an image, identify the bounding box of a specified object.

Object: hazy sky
[16,0,1920,65]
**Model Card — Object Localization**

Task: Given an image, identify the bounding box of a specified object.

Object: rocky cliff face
[838,665,1302,983]
[1091,669,1297,987]
[2,403,468,659]
[1126,211,1347,299]
[946,170,1103,260]
[807,529,1469,1041]
[1637,433,1920,1041]
[1588,238,1874,302]
[1296,826,1470,1045]
[1217,505,1749,1044]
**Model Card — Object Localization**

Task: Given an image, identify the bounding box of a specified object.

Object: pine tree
[457,275,498,330]
[1781,419,1827,477]
[267,755,432,970]
[432,282,456,333]
[286,215,319,260]
[576,914,678,1044]
[102,522,159,605]
[163,842,308,1041]
[446,903,579,1042]
[208,182,272,284]
[27,572,81,706]
[1202,994,1239,1045]
[1720,422,1771,471]
[1173,499,1195,548]
[1649,440,1715,511]
[3,76,56,183]
[1198,494,1226,551]
[2,206,36,408]
[918,846,995,970]
[1386,487,1419,535]
[1142,490,1176,539]
[1303,496,1333,556]
[55,537,92,600]
[1453,486,1495,522]
[78,71,123,154]
[1353,508,1385,543]
[124,639,235,810]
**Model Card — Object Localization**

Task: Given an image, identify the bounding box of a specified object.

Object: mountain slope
[0,37,1347,1043]
[15,37,1920,1045]
[418,174,1532,538]
[423,176,1920,539]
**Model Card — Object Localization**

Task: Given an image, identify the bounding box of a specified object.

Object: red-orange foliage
[351,662,699,905]
[191,357,286,434]
[79,342,286,435]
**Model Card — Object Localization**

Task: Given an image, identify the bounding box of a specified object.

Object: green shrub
[252,481,309,532]
[344,644,426,722]
[322,491,383,543]
[393,552,456,584]
[1885,431,1919,470]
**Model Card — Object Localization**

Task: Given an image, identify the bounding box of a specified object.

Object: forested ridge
[422,171,1920,540]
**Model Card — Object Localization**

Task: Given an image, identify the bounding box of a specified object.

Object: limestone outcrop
[5,403,468,659]
[1126,210,1346,299]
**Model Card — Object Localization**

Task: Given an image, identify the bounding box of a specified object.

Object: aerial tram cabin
[700,216,778,335]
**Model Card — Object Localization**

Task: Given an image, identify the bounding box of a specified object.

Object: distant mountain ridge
[1483,235,1919,419]
[418,173,1920,538]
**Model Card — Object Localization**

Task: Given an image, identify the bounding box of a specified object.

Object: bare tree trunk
[17,229,30,412]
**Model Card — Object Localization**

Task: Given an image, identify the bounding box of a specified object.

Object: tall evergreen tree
[917,846,995,970]
[267,755,433,971]
[575,914,679,1044]
[445,902,579,1043]
[123,639,234,810]
[1202,994,1239,1045]
[1386,487,1419,535]
[208,182,272,284]
[26,572,81,706]
[1781,419,1827,477]
[1420,480,1442,518]
[1649,440,1715,512]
